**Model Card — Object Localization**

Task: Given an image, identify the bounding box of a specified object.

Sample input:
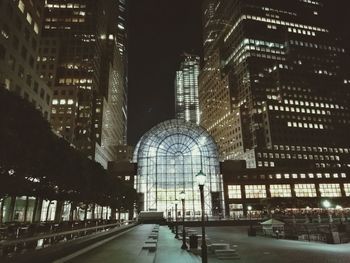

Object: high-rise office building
[175,54,200,124]
[199,0,350,169]
[38,0,128,167]
[0,0,52,119]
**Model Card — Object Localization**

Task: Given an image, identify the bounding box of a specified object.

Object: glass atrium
[134,119,223,217]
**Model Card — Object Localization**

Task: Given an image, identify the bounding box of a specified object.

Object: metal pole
[175,203,179,239]
[199,185,207,263]
[181,199,187,249]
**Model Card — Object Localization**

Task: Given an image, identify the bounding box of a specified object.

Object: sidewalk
[66,224,155,263]
[154,226,200,263]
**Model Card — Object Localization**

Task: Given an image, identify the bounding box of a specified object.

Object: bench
[142,243,157,252]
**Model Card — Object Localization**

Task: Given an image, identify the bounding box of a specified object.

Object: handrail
[0,221,135,246]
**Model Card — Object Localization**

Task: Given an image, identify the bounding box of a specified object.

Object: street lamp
[175,201,179,239]
[196,170,207,263]
[179,191,187,249]
[323,200,331,209]
[322,199,333,223]
[247,205,252,220]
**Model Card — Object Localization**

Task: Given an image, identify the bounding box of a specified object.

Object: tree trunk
[69,202,75,221]
[118,207,121,221]
[32,197,43,222]
[7,196,16,222]
[23,196,29,222]
[54,201,64,223]
[32,197,39,222]
[84,204,88,221]
[45,201,52,222]
[91,204,95,220]
[105,207,109,220]
[0,197,6,225]
[99,206,102,219]
[110,208,116,220]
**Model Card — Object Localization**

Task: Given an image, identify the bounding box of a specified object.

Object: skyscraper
[38,0,128,167]
[175,54,200,124]
[199,0,350,169]
[0,0,52,119]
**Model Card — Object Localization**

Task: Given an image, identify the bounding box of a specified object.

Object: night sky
[127,0,349,146]
[127,0,203,146]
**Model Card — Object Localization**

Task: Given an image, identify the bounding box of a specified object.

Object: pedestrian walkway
[59,224,202,263]
[65,224,156,263]
[155,226,200,263]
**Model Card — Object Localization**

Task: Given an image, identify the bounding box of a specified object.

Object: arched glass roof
[134,119,223,217]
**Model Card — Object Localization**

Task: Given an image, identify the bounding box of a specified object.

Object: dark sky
[126,0,350,146]
[127,0,203,146]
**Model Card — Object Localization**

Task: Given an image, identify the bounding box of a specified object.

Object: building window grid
[270,184,292,197]
[228,185,241,199]
[245,185,266,199]
[319,183,341,197]
[344,184,350,197]
[294,184,317,197]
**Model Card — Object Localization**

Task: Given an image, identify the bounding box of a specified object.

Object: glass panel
[134,119,222,217]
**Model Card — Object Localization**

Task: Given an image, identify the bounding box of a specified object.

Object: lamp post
[247,205,253,232]
[247,205,252,220]
[175,201,179,239]
[336,205,345,222]
[179,191,187,249]
[196,170,207,263]
[323,199,332,223]
[322,199,333,239]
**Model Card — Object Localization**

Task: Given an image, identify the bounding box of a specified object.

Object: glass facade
[134,119,223,217]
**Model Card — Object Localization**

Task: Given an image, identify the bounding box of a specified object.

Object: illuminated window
[344,184,350,196]
[228,185,241,199]
[319,184,341,197]
[34,23,39,34]
[245,185,266,198]
[59,99,66,105]
[52,99,58,105]
[67,99,74,105]
[270,184,292,197]
[294,184,317,197]
[18,0,25,13]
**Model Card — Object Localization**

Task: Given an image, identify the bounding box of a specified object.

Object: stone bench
[142,243,157,252]
[145,239,158,244]
[209,243,230,252]
[148,234,158,239]
[214,249,240,260]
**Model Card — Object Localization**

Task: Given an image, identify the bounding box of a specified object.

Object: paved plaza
[57,225,350,263]
[202,226,350,263]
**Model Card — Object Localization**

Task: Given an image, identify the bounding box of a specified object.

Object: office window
[228,185,241,199]
[294,184,317,197]
[245,185,266,198]
[18,0,25,13]
[270,184,292,197]
[344,184,350,197]
[319,184,341,197]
